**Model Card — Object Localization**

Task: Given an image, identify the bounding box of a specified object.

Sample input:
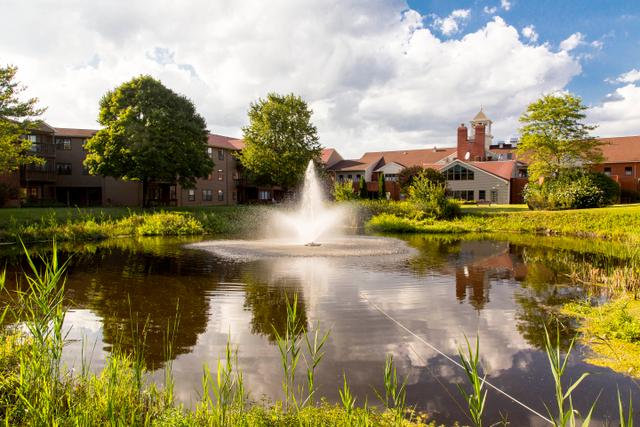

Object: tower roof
[472,108,491,122]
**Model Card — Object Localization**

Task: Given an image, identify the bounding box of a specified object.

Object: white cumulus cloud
[1,0,584,157]
[501,0,512,11]
[590,84,640,136]
[521,25,538,43]
[432,9,471,36]
[560,32,585,51]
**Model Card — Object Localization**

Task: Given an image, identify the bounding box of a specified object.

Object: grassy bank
[0,206,269,243]
[365,203,640,242]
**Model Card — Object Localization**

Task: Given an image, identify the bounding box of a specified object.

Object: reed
[456,336,487,427]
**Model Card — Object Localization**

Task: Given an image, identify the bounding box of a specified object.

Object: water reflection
[1,235,637,425]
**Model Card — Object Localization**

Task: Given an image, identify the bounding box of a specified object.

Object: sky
[2,0,639,158]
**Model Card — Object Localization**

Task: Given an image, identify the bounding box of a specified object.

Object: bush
[524,170,620,210]
[333,180,358,201]
[408,173,460,219]
[116,212,204,236]
[0,183,19,207]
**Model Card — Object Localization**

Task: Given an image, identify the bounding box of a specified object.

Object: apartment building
[2,123,246,207]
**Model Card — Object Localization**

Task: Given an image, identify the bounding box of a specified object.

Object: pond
[2,234,638,426]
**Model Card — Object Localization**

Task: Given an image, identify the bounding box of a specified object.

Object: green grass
[563,297,640,378]
[0,205,270,243]
[366,203,640,243]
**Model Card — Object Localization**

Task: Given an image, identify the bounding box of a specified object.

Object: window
[506,153,513,160]
[450,190,474,201]
[444,164,474,181]
[27,187,38,199]
[479,190,486,200]
[56,162,72,175]
[202,189,213,201]
[625,166,633,176]
[82,165,90,175]
[217,169,224,181]
[218,190,224,201]
[207,147,214,158]
[604,167,611,176]
[259,190,271,200]
[347,174,352,180]
[187,189,196,201]
[338,175,344,182]
[218,149,224,160]
[490,189,498,203]
[27,134,43,152]
[385,174,398,182]
[355,174,361,182]
[55,138,71,150]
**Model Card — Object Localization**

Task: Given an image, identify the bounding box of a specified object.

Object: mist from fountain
[278,160,345,245]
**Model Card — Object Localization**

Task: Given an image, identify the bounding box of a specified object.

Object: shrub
[408,173,460,219]
[359,177,368,199]
[116,212,204,236]
[0,183,19,207]
[333,180,358,201]
[524,170,620,210]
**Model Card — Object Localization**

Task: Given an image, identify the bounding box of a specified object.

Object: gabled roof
[207,134,244,150]
[599,136,640,163]
[375,161,405,174]
[54,128,97,138]
[329,159,369,172]
[441,159,516,181]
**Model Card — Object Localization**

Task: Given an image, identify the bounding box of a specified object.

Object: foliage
[359,177,368,199]
[524,170,620,210]
[378,173,385,199]
[84,76,212,206]
[543,326,597,426]
[563,297,640,377]
[456,336,487,427]
[399,166,445,192]
[0,65,46,172]
[517,93,602,181]
[0,183,18,207]
[116,212,204,236]
[332,180,358,201]
[408,172,460,219]
[238,93,322,190]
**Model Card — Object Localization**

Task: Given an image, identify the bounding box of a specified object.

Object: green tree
[84,76,212,207]
[332,180,357,201]
[0,65,46,173]
[359,176,368,199]
[238,93,322,190]
[378,173,385,199]
[517,93,602,181]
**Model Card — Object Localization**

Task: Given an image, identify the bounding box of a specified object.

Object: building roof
[599,136,640,163]
[207,134,244,150]
[472,109,490,122]
[469,160,517,180]
[54,128,97,138]
[329,159,370,172]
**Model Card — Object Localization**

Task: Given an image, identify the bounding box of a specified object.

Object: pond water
[2,234,638,426]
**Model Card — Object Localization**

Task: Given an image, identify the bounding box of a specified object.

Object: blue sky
[408,0,640,106]
[2,0,639,157]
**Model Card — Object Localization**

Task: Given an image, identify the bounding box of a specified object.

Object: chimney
[473,123,486,160]
[457,123,468,160]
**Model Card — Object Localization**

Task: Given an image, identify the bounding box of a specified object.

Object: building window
[207,147,214,158]
[27,134,43,152]
[202,189,213,201]
[218,149,224,160]
[347,174,352,180]
[625,166,633,176]
[27,187,39,199]
[259,190,271,200]
[506,153,513,160]
[479,190,486,200]
[187,189,196,201]
[218,190,224,201]
[490,189,498,203]
[217,169,224,181]
[604,167,611,176]
[82,165,90,175]
[444,164,474,181]
[385,174,398,182]
[55,138,71,150]
[450,190,474,201]
[56,162,72,175]
[355,174,361,182]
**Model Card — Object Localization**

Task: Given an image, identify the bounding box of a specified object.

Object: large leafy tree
[517,93,602,181]
[0,65,46,173]
[238,93,322,190]
[85,76,213,206]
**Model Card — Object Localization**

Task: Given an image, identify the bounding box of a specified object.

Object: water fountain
[189,161,413,259]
